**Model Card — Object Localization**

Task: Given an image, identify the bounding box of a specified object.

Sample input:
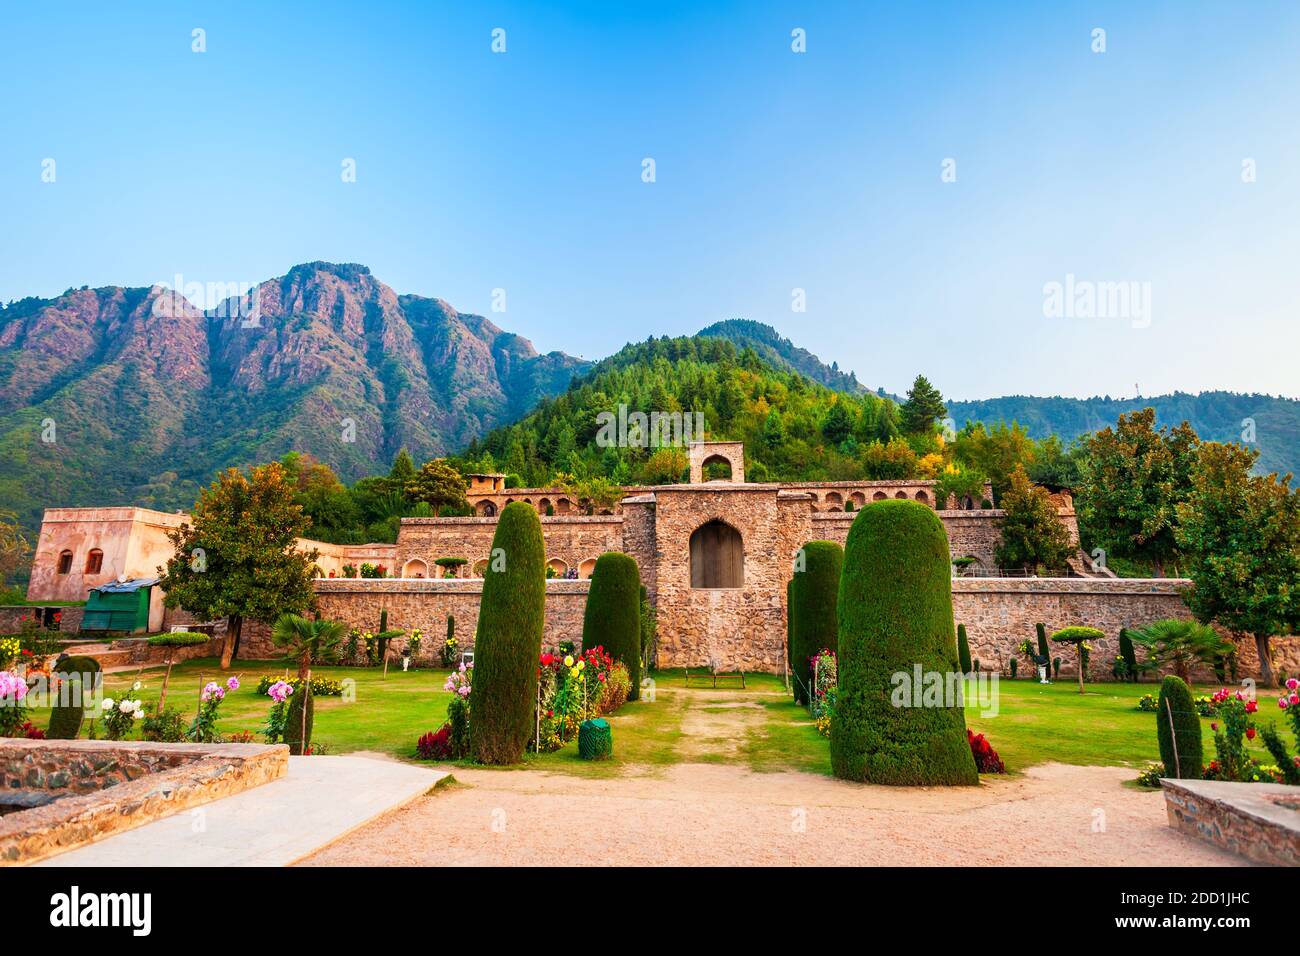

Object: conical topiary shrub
[1035,622,1050,674]
[830,500,978,786]
[284,682,314,755]
[791,541,843,706]
[469,501,546,764]
[47,655,102,740]
[581,552,642,700]
[957,624,972,674]
[1119,628,1139,682]
[786,577,797,690]
[1156,675,1202,779]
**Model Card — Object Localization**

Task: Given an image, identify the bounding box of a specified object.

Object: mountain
[0,262,587,532]
[465,335,901,486]
[946,392,1300,478]
[696,319,867,394]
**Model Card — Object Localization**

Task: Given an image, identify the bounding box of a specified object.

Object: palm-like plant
[271,614,347,679]
[1128,619,1232,683]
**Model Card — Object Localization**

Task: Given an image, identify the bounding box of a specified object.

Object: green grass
[965,677,1293,771]
[25,657,454,759]
[21,658,1298,781]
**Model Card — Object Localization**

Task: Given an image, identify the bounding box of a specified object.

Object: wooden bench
[683,667,746,689]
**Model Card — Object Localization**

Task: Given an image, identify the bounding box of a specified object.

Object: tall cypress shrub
[786,577,797,691]
[47,656,101,739]
[1119,628,1139,682]
[791,541,843,705]
[831,501,978,785]
[1156,675,1202,779]
[581,552,642,700]
[1035,622,1050,670]
[469,501,546,764]
[957,624,972,674]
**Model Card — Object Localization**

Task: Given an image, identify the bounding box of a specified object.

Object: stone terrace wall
[950,577,1300,682]
[810,509,1007,571]
[239,579,591,663]
[394,516,624,579]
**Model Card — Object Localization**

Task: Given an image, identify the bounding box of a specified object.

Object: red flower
[1211,723,1218,731]
[1245,699,1258,714]
[1246,727,1257,740]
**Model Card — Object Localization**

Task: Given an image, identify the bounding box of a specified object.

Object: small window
[56,550,73,574]
[84,549,103,575]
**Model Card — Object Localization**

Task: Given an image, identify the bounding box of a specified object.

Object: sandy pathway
[299,759,1239,867]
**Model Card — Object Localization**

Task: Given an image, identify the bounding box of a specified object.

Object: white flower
[102,697,115,710]
[132,681,142,691]
[118,699,134,712]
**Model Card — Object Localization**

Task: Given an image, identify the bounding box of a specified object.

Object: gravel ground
[298,760,1242,867]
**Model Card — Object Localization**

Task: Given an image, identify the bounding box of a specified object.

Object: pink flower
[1281,697,1290,710]
[226,676,240,692]
[1291,693,1300,706]
[1287,678,1299,691]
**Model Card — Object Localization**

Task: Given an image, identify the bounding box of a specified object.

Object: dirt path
[300,682,1240,867]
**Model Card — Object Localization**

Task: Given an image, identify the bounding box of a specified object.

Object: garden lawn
[25,657,454,758]
[25,658,1296,777]
[964,677,1293,772]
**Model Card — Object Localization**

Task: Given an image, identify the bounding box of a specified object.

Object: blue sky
[2,1,1298,399]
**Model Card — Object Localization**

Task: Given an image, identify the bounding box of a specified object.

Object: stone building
[45,440,1300,681]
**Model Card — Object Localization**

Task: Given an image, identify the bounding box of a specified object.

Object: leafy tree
[995,466,1073,574]
[0,509,30,587]
[899,375,946,436]
[934,463,986,509]
[861,438,918,480]
[271,613,347,679]
[1175,441,1300,687]
[821,401,854,446]
[1127,618,1231,684]
[1027,435,1084,490]
[388,449,416,486]
[469,502,546,764]
[158,463,318,670]
[831,500,977,785]
[581,552,642,700]
[760,407,786,449]
[954,421,1035,503]
[639,448,688,485]
[405,458,469,515]
[1076,408,1199,576]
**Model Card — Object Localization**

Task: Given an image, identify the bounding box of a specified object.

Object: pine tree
[899,375,946,435]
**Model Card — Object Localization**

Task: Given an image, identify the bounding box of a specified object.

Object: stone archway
[402,558,429,579]
[578,558,597,579]
[475,499,497,517]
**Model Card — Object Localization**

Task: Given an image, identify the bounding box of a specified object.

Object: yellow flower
[576,660,585,671]
[563,655,574,667]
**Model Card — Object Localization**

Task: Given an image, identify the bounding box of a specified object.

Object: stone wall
[651,486,811,672]
[0,740,287,866]
[950,577,1300,682]
[238,578,592,663]
[1161,779,1300,866]
[0,605,84,634]
[395,516,624,579]
[810,509,1007,570]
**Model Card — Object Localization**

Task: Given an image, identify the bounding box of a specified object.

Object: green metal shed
[80,577,156,633]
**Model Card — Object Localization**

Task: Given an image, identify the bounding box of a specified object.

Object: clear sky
[2,1,1298,400]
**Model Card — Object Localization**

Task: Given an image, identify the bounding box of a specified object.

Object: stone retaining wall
[237,579,592,663]
[1161,778,1300,865]
[0,606,84,634]
[0,740,286,865]
[950,578,1300,682]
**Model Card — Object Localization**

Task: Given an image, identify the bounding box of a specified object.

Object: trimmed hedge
[469,501,546,764]
[581,552,642,701]
[47,655,101,740]
[1119,628,1139,681]
[957,624,972,674]
[791,541,843,705]
[1156,675,1202,779]
[284,681,313,756]
[786,577,797,685]
[830,500,978,786]
[1035,622,1050,671]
